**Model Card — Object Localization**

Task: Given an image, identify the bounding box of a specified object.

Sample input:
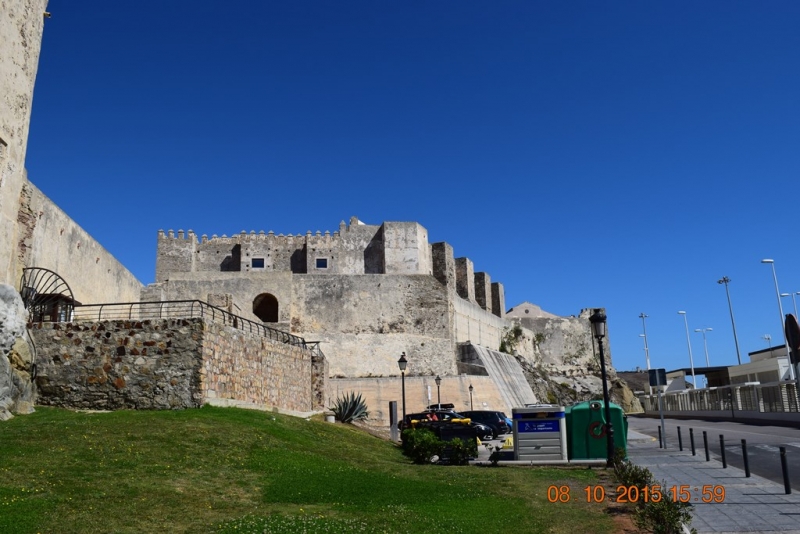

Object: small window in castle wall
[316,258,328,269]
[252,258,265,269]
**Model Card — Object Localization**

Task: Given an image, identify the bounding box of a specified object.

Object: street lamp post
[468,384,474,410]
[718,276,742,365]
[398,353,407,421]
[761,259,795,380]
[780,292,800,320]
[694,328,713,367]
[589,310,615,467]
[435,375,442,410]
[678,311,696,388]
[639,313,652,395]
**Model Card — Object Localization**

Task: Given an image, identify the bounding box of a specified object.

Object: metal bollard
[720,435,727,468]
[781,446,791,494]
[678,426,683,451]
[742,439,750,477]
[690,428,696,456]
[658,425,663,449]
[703,431,710,461]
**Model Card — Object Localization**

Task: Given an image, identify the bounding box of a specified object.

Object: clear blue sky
[25,1,800,376]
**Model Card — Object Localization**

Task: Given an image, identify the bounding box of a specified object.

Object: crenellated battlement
[154,217,500,303]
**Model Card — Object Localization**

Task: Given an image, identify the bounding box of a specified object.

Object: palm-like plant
[330,392,369,423]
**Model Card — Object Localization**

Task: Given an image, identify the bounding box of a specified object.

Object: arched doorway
[253,293,279,322]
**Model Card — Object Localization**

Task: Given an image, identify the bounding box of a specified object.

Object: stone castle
[0,1,638,422]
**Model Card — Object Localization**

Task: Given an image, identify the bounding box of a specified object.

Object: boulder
[0,284,35,420]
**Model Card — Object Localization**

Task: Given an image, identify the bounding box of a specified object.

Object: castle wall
[0,0,48,285]
[156,230,198,282]
[383,222,432,275]
[291,274,455,377]
[455,257,475,302]
[18,182,142,303]
[491,282,505,318]
[453,297,506,351]
[474,272,491,312]
[431,242,456,293]
[144,271,294,323]
[31,317,324,412]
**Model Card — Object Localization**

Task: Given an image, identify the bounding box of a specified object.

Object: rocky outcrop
[515,358,643,414]
[0,284,35,420]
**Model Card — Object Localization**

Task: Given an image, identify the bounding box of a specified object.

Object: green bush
[445,438,477,466]
[401,428,444,464]
[330,391,369,423]
[611,450,695,534]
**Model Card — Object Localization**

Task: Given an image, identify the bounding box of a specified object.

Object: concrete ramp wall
[463,344,538,409]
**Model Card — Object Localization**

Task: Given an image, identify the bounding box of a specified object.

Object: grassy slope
[0,407,615,534]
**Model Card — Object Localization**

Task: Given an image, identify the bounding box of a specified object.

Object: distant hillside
[617,371,651,393]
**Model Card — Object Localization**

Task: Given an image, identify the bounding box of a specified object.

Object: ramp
[465,344,538,409]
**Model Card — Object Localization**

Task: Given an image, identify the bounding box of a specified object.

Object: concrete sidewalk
[627,429,800,533]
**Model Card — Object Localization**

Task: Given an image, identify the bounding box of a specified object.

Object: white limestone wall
[21,182,142,303]
[0,0,48,285]
[453,297,506,350]
[383,222,432,275]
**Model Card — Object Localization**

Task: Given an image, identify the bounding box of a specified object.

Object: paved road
[628,415,800,490]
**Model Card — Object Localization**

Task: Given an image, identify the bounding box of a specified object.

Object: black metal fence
[65,300,307,348]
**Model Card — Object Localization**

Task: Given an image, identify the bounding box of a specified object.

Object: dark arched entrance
[253,293,279,322]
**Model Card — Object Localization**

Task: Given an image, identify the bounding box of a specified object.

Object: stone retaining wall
[201,321,317,412]
[31,318,324,412]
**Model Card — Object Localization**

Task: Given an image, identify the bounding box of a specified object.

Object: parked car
[398,412,437,431]
[398,410,495,441]
[426,410,495,441]
[461,410,511,437]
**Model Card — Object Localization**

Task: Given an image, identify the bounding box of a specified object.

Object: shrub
[401,428,444,464]
[611,450,695,534]
[330,392,369,423]
[445,438,477,466]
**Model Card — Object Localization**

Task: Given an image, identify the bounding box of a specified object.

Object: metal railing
[639,381,800,414]
[63,300,308,348]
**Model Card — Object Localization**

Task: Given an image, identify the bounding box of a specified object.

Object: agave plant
[331,391,369,423]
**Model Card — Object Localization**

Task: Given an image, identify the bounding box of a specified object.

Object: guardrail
[639,381,800,415]
[62,300,308,348]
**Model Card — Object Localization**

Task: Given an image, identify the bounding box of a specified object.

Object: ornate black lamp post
[398,352,407,421]
[435,375,442,409]
[590,310,615,466]
[469,383,474,410]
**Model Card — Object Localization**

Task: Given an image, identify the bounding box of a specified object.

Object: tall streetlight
[435,375,442,410]
[780,292,800,320]
[717,276,742,365]
[398,352,407,421]
[639,334,652,395]
[677,311,696,388]
[694,328,713,367]
[761,259,795,380]
[638,313,651,372]
[589,310,615,467]
[468,384,474,410]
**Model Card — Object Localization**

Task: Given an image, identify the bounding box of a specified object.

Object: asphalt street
[628,415,800,491]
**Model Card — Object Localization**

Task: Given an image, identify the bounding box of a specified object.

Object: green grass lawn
[0,406,616,533]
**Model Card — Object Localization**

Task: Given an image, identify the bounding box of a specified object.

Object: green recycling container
[565,400,627,460]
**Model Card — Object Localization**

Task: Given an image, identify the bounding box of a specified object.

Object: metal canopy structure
[18,267,78,323]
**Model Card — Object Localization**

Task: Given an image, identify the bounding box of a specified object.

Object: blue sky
[25,1,800,377]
